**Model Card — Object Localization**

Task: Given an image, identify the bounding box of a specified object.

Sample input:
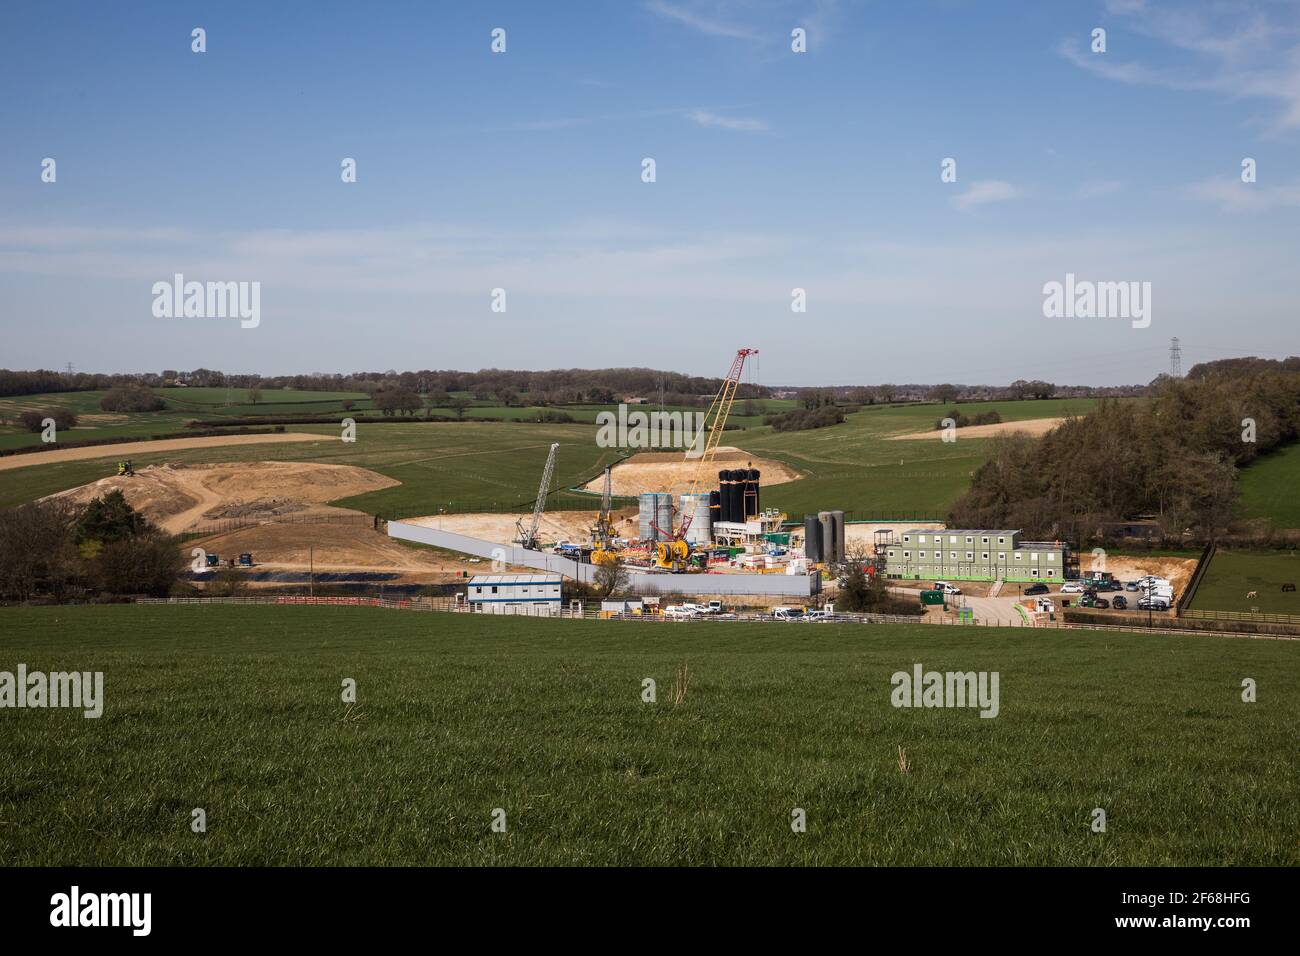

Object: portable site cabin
[465,574,563,616]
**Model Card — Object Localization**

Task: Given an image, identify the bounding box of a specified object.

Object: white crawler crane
[515,442,560,550]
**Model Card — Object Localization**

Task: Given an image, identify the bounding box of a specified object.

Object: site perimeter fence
[1181,607,1300,625]
[131,596,1296,638]
[178,512,376,541]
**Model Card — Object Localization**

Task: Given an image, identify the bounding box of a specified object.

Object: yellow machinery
[589,465,620,566]
[654,539,691,571]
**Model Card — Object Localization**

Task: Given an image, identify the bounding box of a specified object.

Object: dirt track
[888,418,1068,440]
[584,447,801,497]
[0,432,332,471]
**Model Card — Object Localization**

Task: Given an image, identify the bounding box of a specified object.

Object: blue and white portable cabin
[465,573,563,616]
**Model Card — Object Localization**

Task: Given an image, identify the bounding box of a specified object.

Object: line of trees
[764,406,845,432]
[949,363,1300,543]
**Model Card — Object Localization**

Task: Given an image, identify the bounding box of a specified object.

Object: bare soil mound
[188,523,465,581]
[888,418,1068,440]
[47,461,398,533]
[584,447,801,497]
[1081,554,1199,595]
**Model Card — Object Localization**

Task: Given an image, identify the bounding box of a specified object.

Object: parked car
[663,604,701,619]
[1124,582,1138,591]
[933,581,963,595]
[1104,581,1124,591]
[1111,595,1128,610]
[1092,598,1110,609]
[1024,583,1050,595]
[1060,583,1085,594]
[1137,597,1171,611]
[805,610,832,623]
[772,607,805,621]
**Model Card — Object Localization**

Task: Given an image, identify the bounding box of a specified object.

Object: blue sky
[2,0,1298,385]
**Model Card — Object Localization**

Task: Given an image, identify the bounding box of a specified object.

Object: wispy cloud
[952,180,1022,210]
[1187,176,1300,212]
[688,109,769,131]
[483,107,687,132]
[644,1,764,41]
[1059,1,1300,131]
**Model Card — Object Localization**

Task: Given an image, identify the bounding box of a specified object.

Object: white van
[933,581,963,595]
[772,607,805,621]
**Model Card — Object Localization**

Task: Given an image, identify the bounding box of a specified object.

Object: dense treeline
[935,409,1002,430]
[764,406,845,432]
[0,491,184,602]
[100,385,166,412]
[0,367,769,404]
[950,367,1300,543]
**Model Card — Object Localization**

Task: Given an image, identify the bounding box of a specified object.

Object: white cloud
[1060,2,1300,132]
[688,109,769,131]
[643,1,764,41]
[952,180,1022,210]
[1187,177,1300,212]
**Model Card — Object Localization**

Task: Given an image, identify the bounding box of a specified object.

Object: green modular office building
[883,529,1072,583]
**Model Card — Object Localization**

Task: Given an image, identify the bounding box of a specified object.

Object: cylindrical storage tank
[717,470,731,523]
[742,467,758,520]
[831,510,846,564]
[709,490,721,527]
[680,493,712,546]
[803,514,822,563]
[731,470,743,523]
[752,468,761,517]
[819,511,834,564]
[656,493,675,540]
[638,493,660,542]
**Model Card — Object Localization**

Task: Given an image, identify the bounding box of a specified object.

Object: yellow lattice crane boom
[677,347,758,540]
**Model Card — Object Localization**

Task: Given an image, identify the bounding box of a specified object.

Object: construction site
[388,348,864,602]
[26,346,1195,618]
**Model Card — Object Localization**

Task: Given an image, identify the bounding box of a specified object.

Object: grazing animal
[1246,591,1257,599]
[1283,583,1296,592]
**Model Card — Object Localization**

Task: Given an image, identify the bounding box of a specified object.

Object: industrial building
[882,530,1072,583]
[464,573,563,615]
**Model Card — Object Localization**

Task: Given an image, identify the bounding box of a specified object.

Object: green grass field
[0,422,626,516]
[0,606,1293,866]
[1239,442,1300,529]
[743,397,1109,518]
[1,396,1096,519]
[1189,549,1300,616]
